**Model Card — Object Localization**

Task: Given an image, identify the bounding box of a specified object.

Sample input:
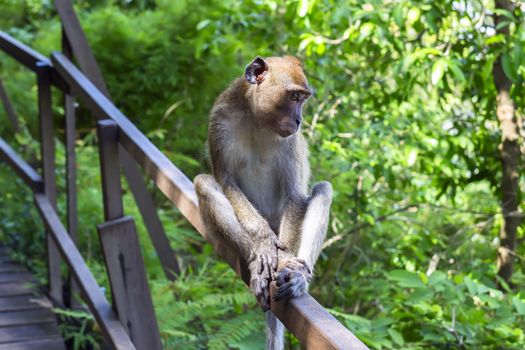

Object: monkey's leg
[194,174,280,311]
[274,181,332,302]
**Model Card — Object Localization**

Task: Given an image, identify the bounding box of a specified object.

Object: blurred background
[0,0,524,349]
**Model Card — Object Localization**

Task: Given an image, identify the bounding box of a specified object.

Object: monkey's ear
[245,56,268,85]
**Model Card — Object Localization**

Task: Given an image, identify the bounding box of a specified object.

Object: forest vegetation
[0,0,524,349]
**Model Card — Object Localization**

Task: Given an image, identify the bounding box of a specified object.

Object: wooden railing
[0,1,369,349]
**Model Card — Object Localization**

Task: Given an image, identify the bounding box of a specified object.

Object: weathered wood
[50,52,366,349]
[0,79,20,133]
[119,151,180,280]
[0,138,44,192]
[0,336,65,350]
[0,32,48,72]
[0,32,67,92]
[97,217,162,350]
[37,62,62,306]
[0,296,50,312]
[0,324,62,344]
[0,266,28,273]
[0,272,35,284]
[55,0,110,97]
[270,283,367,350]
[0,264,27,273]
[0,283,35,297]
[0,310,56,327]
[34,193,136,350]
[51,10,180,278]
[96,120,124,221]
[61,26,80,310]
[55,0,180,280]
[96,120,162,349]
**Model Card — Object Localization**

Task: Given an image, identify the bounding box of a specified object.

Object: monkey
[194,56,332,350]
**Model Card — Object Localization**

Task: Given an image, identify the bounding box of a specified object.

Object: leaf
[428,271,447,286]
[196,19,211,30]
[447,60,466,84]
[388,270,426,288]
[485,34,505,45]
[297,0,309,17]
[502,53,518,82]
[464,277,477,295]
[512,296,525,315]
[388,328,404,346]
[407,149,417,166]
[431,59,447,85]
[393,4,404,28]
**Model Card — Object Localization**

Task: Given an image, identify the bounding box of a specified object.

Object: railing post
[96,120,162,350]
[36,61,63,306]
[0,78,20,133]
[55,1,180,280]
[62,25,80,309]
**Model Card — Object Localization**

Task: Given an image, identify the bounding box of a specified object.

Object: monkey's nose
[296,118,301,126]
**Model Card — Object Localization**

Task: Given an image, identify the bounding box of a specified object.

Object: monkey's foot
[248,242,282,311]
[273,257,312,302]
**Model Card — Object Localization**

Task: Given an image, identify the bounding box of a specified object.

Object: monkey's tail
[266,311,285,350]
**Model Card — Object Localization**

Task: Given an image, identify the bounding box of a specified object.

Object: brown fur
[194,56,332,350]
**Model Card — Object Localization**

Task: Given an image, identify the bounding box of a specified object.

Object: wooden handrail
[0,30,369,349]
[0,138,43,192]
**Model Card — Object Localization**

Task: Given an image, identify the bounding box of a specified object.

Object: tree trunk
[493,0,520,287]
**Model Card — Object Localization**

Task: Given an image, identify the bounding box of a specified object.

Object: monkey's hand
[248,236,285,311]
[273,257,312,302]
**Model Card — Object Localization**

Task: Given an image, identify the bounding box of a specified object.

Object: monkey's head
[244,56,312,138]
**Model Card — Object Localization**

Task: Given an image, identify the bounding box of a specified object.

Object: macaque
[194,56,332,350]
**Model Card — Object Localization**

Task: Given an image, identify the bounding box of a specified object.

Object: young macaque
[194,56,332,350]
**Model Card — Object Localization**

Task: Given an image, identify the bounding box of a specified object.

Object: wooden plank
[0,336,65,350]
[96,120,124,221]
[0,296,50,312]
[0,283,35,297]
[0,257,17,264]
[0,32,48,72]
[0,79,20,133]
[0,138,44,192]
[0,272,35,284]
[63,28,79,309]
[120,152,180,280]
[37,62,62,305]
[34,193,136,350]
[55,0,110,97]
[50,53,366,349]
[0,266,28,274]
[0,32,66,92]
[270,283,367,350]
[97,217,162,350]
[0,324,61,344]
[0,309,56,327]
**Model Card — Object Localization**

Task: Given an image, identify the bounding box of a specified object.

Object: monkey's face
[245,56,312,138]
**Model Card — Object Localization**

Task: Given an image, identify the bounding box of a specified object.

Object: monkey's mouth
[277,124,300,138]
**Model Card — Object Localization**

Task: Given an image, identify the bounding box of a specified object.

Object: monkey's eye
[290,92,301,102]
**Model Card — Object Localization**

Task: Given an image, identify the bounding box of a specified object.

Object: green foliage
[53,308,102,350]
[1,0,525,349]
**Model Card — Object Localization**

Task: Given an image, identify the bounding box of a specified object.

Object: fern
[207,310,262,350]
